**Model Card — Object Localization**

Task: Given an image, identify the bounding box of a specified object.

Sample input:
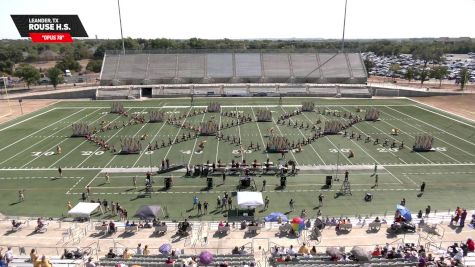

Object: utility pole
[341,0,348,52]
[117,0,126,55]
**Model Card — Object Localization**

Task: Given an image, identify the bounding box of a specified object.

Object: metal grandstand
[98,50,370,99]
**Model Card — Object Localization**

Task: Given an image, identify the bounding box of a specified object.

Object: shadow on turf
[9,201,22,206]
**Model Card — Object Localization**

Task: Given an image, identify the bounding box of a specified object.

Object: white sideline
[0,107,54,132]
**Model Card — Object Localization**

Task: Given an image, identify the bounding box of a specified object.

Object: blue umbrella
[264,212,289,222]
[396,205,412,221]
[159,243,172,255]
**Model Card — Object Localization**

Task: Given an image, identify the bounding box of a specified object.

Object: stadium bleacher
[100,51,367,86]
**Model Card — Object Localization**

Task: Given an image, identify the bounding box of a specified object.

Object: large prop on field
[413,134,434,152]
[256,109,272,122]
[71,123,91,137]
[266,136,290,152]
[301,102,315,112]
[120,137,142,154]
[149,110,165,123]
[110,102,125,114]
[199,121,218,136]
[207,102,221,113]
[323,120,344,135]
[364,108,380,121]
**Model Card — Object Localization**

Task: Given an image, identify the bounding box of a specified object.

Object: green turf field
[1,97,474,221]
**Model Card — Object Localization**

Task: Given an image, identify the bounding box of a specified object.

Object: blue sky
[1,0,475,39]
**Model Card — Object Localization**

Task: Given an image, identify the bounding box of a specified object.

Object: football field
[1,97,474,220]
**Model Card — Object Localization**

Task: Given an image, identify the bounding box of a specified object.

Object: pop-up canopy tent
[237,192,264,208]
[68,202,100,218]
[134,205,163,219]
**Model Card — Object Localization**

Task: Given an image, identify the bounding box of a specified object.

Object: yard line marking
[65,177,85,194]
[0,108,85,153]
[75,108,134,168]
[235,106,244,162]
[377,111,460,164]
[188,110,208,165]
[215,107,222,163]
[19,109,102,168]
[402,173,418,186]
[84,171,104,191]
[267,107,300,165]
[163,107,193,160]
[0,176,83,180]
[48,108,111,168]
[250,107,269,158]
[132,106,173,168]
[0,109,94,166]
[387,106,475,149]
[104,108,149,168]
[284,107,326,165]
[408,98,475,125]
[0,107,54,132]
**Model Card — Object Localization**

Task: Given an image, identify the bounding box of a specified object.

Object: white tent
[68,202,100,218]
[237,192,264,208]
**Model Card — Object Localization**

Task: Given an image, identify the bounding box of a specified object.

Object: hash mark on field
[66,177,85,194]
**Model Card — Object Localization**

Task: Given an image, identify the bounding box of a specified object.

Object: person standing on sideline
[289,199,294,211]
[133,176,137,189]
[344,170,349,181]
[197,202,202,215]
[425,205,431,217]
[58,166,63,177]
[193,196,199,209]
[420,182,426,192]
[18,190,25,202]
[203,201,208,214]
[222,172,226,184]
[374,174,379,187]
[264,196,270,209]
[262,179,266,191]
[105,173,110,184]
[86,185,91,195]
[372,163,378,177]
[318,193,324,207]
[56,145,62,155]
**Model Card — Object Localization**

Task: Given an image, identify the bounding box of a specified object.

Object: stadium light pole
[117,0,126,55]
[341,0,348,52]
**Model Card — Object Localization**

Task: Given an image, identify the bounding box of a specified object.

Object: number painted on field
[132,111,148,115]
[194,151,203,154]
[232,149,253,154]
[144,151,154,155]
[81,151,104,156]
[181,150,192,155]
[434,147,447,152]
[101,112,108,115]
[31,151,55,157]
[377,148,399,153]
[166,111,180,114]
[328,148,350,153]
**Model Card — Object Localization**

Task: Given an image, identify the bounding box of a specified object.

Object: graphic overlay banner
[11,15,88,43]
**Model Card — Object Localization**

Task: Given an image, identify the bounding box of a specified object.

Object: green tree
[429,66,449,87]
[363,59,375,76]
[46,67,64,89]
[55,56,81,72]
[415,68,429,86]
[405,67,415,82]
[14,64,40,88]
[412,45,444,67]
[86,60,103,73]
[459,68,469,90]
[390,64,401,79]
